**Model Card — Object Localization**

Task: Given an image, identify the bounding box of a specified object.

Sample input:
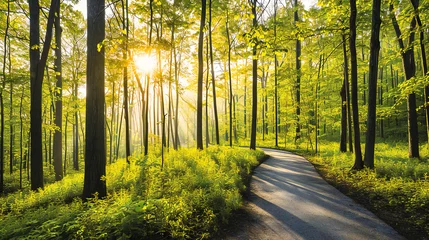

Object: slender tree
[294,0,301,142]
[209,0,220,145]
[122,0,131,162]
[350,0,363,169]
[390,3,419,159]
[83,0,107,199]
[250,0,258,150]
[0,0,11,193]
[53,1,63,180]
[196,0,207,150]
[364,0,382,168]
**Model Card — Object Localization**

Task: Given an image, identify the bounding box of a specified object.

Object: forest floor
[221,148,403,240]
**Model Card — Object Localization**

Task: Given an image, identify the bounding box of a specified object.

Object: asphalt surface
[227,148,404,240]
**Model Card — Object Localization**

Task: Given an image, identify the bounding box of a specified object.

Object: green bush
[0,147,264,239]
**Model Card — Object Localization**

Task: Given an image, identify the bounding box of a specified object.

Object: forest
[0,0,429,239]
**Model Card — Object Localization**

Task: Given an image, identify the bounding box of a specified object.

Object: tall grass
[0,146,264,239]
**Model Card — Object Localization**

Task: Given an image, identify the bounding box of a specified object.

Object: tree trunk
[83,0,107,199]
[250,0,258,150]
[196,0,207,150]
[294,0,301,142]
[411,0,429,149]
[73,84,79,170]
[350,0,363,169]
[31,0,59,190]
[122,0,131,163]
[53,1,63,180]
[390,3,419,158]
[364,0,382,168]
[209,0,219,145]
[342,35,353,152]
[226,9,233,147]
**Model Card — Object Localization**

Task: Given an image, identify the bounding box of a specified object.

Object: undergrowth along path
[229,148,404,240]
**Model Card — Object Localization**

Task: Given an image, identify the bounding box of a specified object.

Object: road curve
[228,148,404,240]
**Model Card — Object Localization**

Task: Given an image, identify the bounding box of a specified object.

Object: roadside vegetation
[0,147,265,239]
[302,140,428,239]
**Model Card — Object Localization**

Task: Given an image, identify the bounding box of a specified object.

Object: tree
[83,0,107,199]
[350,0,363,169]
[294,0,301,143]
[390,2,419,159]
[0,0,11,193]
[30,0,59,190]
[53,0,63,180]
[196,0,206,150]
[249,0,258,150]
[209,0,220,145]
[122,0,131,162]
[364,0,382,168]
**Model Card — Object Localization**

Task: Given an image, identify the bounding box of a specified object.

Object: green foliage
[0,147,264,239]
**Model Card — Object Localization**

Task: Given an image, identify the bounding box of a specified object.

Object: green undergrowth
[0,146,265,239]
[303,141,429,239]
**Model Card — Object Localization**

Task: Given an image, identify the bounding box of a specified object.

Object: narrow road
[228,148,404,240]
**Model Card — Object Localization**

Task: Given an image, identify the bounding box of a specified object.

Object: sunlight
[134,54,156,75]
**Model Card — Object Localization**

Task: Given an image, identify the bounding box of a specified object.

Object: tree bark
[226,9,233,147]
[364,0,382,168]
[350,0,363,169]
[31,0,59,190]
[83,0,107,199]
[390,3,419,159]
[53,1,63,180]
[209,0,220,145]
[294,0,301,142]
[122,0,131,162]
[196,0,207,150]
[250,0,258,150]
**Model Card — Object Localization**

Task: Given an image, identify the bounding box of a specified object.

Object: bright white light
[134,54,156,75]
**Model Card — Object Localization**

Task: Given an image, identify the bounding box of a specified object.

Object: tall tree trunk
[391,3,419,158]
[209,0,220,145]
[250,0,258,150]
[0,0,11,192]
[205,34,210,148]
[122,0,131,162]
[350,0,363,169]
[30,0,59,190]
[226,9,233,147]
[73,84,79,170]
[364,0,382,168]
[53,1,63,180]
[411,0,429,149]
[19,88,24,188]
[340,78,347,152]
[274,0,278,147]
[294,0,301,142]
[83,0,107,199]
[196,0,207,150]
[342,35,353,152]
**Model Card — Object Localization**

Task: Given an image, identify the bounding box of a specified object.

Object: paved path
[228,148,404,240]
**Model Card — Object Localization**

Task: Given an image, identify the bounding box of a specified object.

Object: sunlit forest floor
[257,137,429,239]
[0,147,265,239]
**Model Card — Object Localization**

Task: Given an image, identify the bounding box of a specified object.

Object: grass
[0,146,265,239]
